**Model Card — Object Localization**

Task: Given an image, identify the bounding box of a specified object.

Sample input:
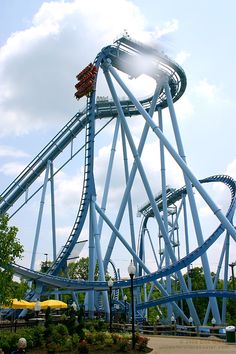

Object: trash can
[226,326,235,343]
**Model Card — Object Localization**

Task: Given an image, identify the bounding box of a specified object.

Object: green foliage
[111,333,121,344]
[78,339,89,354]
[40,260,53,273]
[0,326,46,351]
[117,336,130,352]
[66,257,99,280]
[0,213,28,305]
[45,323,73,352]
[0,325,150,353]
[135,333,150,351]
[94,331,105,344]
[84,319,108,332]
[84,331,94,344]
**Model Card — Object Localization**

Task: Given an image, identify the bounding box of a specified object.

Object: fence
[112,322,226,339]
[0,318,227,340]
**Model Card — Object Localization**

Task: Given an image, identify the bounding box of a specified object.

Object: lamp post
[72,301,77,312]
[44,253,48,263]
[123,294,127,323]
[171,313,175,335]
[128,260,136,350]
[34,300,41,319]
[108,278,114,332]
[211,317,216,327]
[188,316,193,336]
[229,262,236,290]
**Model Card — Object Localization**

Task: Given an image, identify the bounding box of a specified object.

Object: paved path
[148,336,236,354]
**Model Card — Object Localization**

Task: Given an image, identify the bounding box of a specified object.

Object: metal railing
[112,322,226,339]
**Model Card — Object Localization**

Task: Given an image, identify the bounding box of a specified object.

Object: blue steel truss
[1,36,236,325]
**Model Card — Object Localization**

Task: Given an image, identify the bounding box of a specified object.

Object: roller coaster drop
[1,36,236,325]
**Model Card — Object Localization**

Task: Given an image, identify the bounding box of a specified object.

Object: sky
[0,0,236,278]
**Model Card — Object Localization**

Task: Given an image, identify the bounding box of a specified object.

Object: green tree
[226,275,236,323]
[66,257,100,280]
[40,260,52,273]
[0,213,27,305]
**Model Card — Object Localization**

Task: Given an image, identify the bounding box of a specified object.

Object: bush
[72,333,81,347]
[84,332,94,344]
[0,333,11,352]
[94,331,105,344]
[135,334,149,351]
[45,323,71,352]
[0,326,46,351]
[111,332,121,344]
[78,339,89,353]
[0,321,150,353]
[117,336,130,352]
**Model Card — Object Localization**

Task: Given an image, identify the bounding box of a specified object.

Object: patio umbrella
[2,299,35,309]
[40,299,68,309]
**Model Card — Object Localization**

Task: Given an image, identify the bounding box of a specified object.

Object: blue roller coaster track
[1,36,236,325]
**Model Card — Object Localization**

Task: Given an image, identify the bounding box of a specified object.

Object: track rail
[11,174,236,290]
[136,290,236,310]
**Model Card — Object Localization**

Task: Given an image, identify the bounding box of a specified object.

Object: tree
[40,260,52,273]
[0,213,27,305]
[66,257,100,280]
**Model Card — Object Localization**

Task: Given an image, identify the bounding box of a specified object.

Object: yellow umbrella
[2,298,35,309]
[40,299,68,309]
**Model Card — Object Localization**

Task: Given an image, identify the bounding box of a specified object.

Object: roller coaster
[1,36,236,325]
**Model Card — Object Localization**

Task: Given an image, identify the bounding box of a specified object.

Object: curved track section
[10,175,236,290]
[136,290,236,310]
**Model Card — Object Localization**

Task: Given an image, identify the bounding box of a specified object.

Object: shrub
[84,332,94,344]
[97,319,107,331]
[104,333,113,347]
[111,333,121,344]
[55,323,69,336]
[117,336,130,352]
[72,333,81,347]
[135,334,149,351]
[78,339,89,353]
[0,326,47,352]
[0,333,11,352]
[45,323,71,352]
[94,331,105,344]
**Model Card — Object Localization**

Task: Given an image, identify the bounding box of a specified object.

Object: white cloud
[175,96,194,120]
[175,50,190,65]
[0,161,27,176]
[193,79,218,102]
[0,0,180,138]
[0,145,29,158]
[0,0,148,137]
[54,170,83,213]
[225,159,236,180]
[153,20,179,38]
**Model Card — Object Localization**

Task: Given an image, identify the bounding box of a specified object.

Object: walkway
[148,336,236,354]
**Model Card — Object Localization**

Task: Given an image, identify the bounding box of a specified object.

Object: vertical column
[164,79,221,323]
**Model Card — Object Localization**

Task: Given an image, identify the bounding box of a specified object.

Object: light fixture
[128,260,136,276]
[128,260,136,349]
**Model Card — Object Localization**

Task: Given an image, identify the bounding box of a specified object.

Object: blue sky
[0,0,236,273]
